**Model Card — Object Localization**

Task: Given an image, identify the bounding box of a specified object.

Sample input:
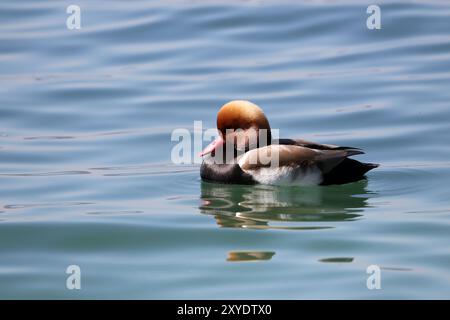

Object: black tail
[321,158,379,186]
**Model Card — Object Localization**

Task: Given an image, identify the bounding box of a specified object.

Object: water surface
[1,0,450,299]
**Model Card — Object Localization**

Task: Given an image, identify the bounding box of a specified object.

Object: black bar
[0,300,448,318]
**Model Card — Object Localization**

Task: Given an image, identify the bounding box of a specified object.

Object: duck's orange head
[200,100,272,157]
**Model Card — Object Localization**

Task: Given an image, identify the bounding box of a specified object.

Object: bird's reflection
[227,251,275,262]
[199,180,374,231]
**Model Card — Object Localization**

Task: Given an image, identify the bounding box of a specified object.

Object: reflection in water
[227,251,275,262]
[200,181,374,230]
[319,257,354,263]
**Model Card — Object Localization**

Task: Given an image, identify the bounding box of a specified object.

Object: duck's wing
[238,144,364,174]
[276,138,362,152]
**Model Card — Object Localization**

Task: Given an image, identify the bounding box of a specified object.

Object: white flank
[240,165,322,186]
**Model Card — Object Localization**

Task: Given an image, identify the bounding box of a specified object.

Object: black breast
[200,162,256,185]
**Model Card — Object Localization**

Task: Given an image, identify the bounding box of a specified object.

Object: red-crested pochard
[200,100,378,185]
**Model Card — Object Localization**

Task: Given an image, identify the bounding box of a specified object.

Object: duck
[199,100,378,186]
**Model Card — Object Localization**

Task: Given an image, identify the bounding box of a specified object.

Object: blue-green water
[1,0,450,299]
